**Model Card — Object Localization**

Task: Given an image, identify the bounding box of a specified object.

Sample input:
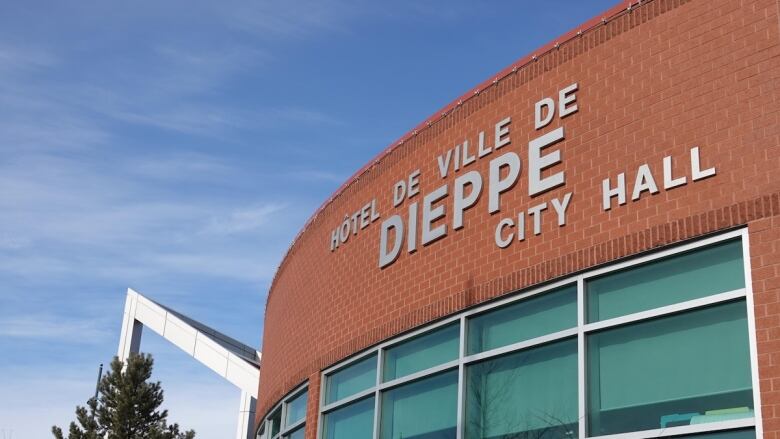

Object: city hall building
[252,0,780,438]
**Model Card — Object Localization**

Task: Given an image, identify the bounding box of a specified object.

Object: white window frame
[317,228,763,439]
[258,382,309,439]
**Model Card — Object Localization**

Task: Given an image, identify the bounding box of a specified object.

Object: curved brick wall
[256,0,780,437]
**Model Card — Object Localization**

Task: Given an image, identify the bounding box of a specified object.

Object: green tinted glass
[269,409,281,437]
[587,301,754,436]
[326,354,377,404]
[587,239,745,322]
[285,390,307,427]
[674,430,755,439]
[465,338,578,438]
[323,397,375,439]
[467,285,577,354]
[383,323,459,381]
[284,427,305,439]
[380,370,458,439]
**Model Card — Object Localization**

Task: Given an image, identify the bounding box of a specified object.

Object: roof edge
[267,0,637,301]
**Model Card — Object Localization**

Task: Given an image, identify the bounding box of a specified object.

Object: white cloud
[0,234,29,251]
[219,0,356,38]
[128,152,235,181]
[146,252,278,283]
[0,149,300,284]
[0,44,57,74]
[0,314,110,342]
[203,204,287,235]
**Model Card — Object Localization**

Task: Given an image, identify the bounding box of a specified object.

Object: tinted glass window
[285,390,308,427]
[326,355,377,404]
[466,338,578,438]
[383,323,459,381]
[269,409,281,437]
[380,370,458,439]
[587,301,753,436]
[323,397,375,439]
[587,240,745,322]
[468,285,576,354]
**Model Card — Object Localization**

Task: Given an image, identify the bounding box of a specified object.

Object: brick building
[254,0,780,438]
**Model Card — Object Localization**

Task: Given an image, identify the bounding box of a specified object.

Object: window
[322,396,375,439]
[258,384,309,439]
[285,427,305,439]
[269,409,281,437]
[286,390,308,427]
[326,354,377,404]
[322,323,460,439]
[318,230,760,439]
[467,284,577,354]
[587,239,745,322]
[383,323,459,381]
[672,430,755,439]
[380,370,458,439]
[587,301,753,436]
[466,338,578,438]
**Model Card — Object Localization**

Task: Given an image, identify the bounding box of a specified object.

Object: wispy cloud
[286,169,347,183]
[127,152,235,181]
[219,0,357,38]
[0,43,57,74]
[0,148,301,285]
[203,204,287,235]
[0,315,110,342]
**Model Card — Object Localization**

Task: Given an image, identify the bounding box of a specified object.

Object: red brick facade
[256,0,780,436]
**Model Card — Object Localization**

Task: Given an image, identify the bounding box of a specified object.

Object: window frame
[317,228,763,439]
[258,382,309,439]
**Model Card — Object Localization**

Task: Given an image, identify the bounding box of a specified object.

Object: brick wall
[255,0,780,436]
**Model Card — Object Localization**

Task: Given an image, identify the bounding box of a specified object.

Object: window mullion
[456,315,466,439]
[578,275,587,439]
[372,349,382,439]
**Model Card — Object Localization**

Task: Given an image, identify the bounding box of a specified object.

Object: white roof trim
[117,288,260,398]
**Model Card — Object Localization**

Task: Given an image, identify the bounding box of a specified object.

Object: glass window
[380,370,458,439]
[467,284,577,354]
[587,239,745,322]
[323,397,375,439]
[283,427,305,439]
[587,301,754,436]
[383,323,459,381]
[326,354,377,404]
[269,409,282,437]
[465,338,577,439]
[256,424,265,439]
[673,430,755,439]
[285,390,308,426]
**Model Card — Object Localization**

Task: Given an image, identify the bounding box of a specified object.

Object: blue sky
[0,1,619,437]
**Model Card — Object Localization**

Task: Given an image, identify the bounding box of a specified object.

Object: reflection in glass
[588,301,754,436]
[468,285,576,354]
[323,397,375,439]
[673,429,755,439]
[384,323,459,381]
[587,239,745,322]
[285,390,308,427]
[284,427,305,439]
[380,370,458,439]
[466,339,577,439]
[326,354,377,404]
[269,409,281,437]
